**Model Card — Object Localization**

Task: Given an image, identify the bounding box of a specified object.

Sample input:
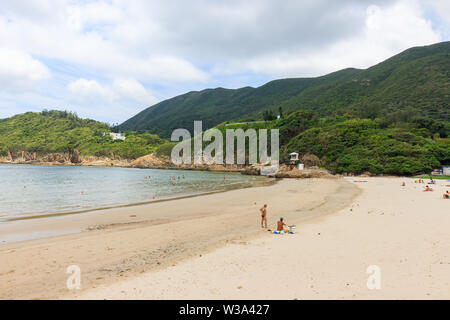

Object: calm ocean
[0,164,263,221]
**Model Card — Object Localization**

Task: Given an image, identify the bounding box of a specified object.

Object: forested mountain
[120,42,449,138]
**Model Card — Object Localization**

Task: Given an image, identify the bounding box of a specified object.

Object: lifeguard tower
[289,152,304,170]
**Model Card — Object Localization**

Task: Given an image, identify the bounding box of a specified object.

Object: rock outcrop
[70,149,81,164]
[0,150,132,167]
[274,165,334,179]
[130,154,243,172]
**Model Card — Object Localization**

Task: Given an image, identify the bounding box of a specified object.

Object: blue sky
[0,0,448,124]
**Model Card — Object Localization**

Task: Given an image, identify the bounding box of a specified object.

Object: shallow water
[0,164,263,221]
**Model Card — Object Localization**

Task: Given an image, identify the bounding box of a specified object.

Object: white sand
[75,177,450,300]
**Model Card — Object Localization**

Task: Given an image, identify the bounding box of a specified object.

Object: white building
[106,132,126,141]
[443,166,450,176]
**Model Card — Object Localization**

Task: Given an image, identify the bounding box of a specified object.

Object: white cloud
[242,0,442,77]
[68,78,114,103]
[112,78,158,106]
[0,2,207,84]
[0,0,447,122]
[0,48,50,92]
[422,0,450,38]
[0,0,444,81]
[67,78,158,121]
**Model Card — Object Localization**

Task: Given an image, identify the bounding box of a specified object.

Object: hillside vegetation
[154,110,449,175]
[120,42,449,138]
[284,117,449,175]
[0,110,165,159]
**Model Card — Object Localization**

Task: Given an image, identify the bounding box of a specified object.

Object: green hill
[151,109,449,175]
[119,41,449,138]
[283,117,449,175]
[0,110,165,159]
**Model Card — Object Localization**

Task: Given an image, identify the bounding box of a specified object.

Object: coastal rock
[0,151,132,167]
[275,165,333,179]
[241,166,261,175]
[131,154,243,172]
[70,149,81,164]
[359,172,372,177]
[131,154,170,168]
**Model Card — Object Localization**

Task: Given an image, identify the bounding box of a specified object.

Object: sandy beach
[77,177,450,300]
[0,177,355,299]
[1,176,448,300]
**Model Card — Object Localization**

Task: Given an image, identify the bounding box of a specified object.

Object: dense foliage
[120,42,449,138]
[284,118,449,175]
[0,110,165,159]
[207,110,450,175]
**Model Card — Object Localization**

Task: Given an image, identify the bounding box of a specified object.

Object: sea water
[0,164,263,221]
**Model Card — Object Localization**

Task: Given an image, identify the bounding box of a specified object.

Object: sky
[0,0,448,124]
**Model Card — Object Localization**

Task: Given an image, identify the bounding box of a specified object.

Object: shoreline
[0,178,359,299]
[0,158,245,173]
[3,176,275,224]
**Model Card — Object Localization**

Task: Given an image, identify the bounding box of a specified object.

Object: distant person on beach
[443,191,450,199]
[260,204,267,228]
[277,217,288,233]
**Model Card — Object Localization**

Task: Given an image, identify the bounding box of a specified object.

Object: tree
[262,110,276,121]
[278,106,283,118]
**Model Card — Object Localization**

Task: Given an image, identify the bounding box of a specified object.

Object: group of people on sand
[414,178,436,184]
[423,185,450,198]
[407,180,449,198]
[259,204,291,233]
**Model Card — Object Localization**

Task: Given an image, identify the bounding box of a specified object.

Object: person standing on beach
[260,204,268,228]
